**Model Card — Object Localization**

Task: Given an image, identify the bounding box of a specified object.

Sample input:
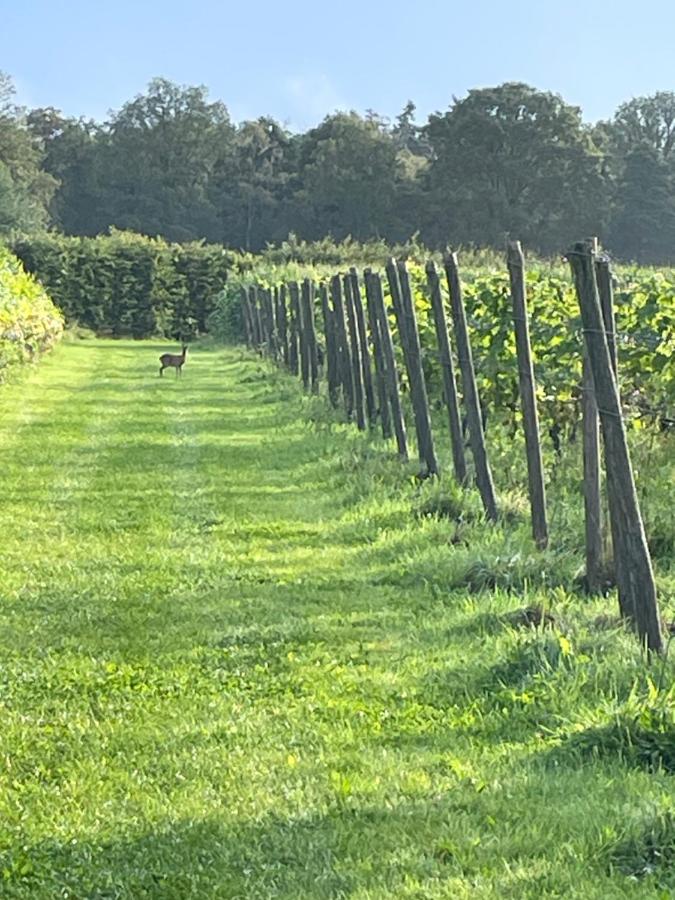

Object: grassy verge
[0,340,673,898]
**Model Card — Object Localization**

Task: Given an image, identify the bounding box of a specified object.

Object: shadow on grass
[0,798,531,899]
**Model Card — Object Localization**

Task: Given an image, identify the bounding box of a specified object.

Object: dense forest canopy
[2,72,675,262]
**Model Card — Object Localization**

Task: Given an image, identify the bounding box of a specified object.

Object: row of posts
[240,241,662,652]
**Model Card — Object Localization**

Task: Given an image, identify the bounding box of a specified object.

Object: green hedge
[12,232,238,339]
[0,246,63,380]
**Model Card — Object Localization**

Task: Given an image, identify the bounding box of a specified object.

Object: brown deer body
[159,345,188,377]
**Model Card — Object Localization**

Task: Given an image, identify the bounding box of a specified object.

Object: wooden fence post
[569,237,604,592]
[302,278,319,393]
[386,259,438,475]
[256,286,270,353]
[367,271,408,459]
[568,240,662,652]
[330,275,355,420]
[240,287,253,348]
[364,270,392,438]
[506,241,549,549]
[349,268,376,426]
[250,286,264,355]
[263,288,277,358]
[425,260,467,486]
[343,273,367,430]
[247,289,260,349]
[595,254,632,620]
[582,344,603,592]
[288,282,300,375]
[444,253,498,520]
[320,282,340,407]
[289,281,309,388]
[278,284,290,368]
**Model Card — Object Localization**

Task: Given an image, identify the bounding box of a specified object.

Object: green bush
[0,245,63,379]
[12,232,239,339]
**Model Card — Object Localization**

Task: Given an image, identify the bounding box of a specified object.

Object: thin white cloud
[283,73,350,131]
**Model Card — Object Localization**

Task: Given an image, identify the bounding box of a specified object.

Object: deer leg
[159,366,164,377]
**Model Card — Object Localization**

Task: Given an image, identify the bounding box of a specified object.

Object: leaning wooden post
[272,286,282,362]
[349,268,376,426]
[330,275,355,420]
[506,242,549,549]
[387,259,438,475]
[250,286,264,354]
[595,254,631,620]
[293,281,310,389]
[425,260,467,486]
[278,284,290,368]
[364,270,392,438]
[596,258,618,376]
[240,287,253,348]
[443,252,498,520]
[343,274,367,430]
[569,237,603,592]
[246,289,259,349]
[320,282,340,407]
[256,286,269,353]
[264,288,277,358]
[302,278,319,393]
[288,282,300,375]
[368,271,408,459]
[568,240,662,652]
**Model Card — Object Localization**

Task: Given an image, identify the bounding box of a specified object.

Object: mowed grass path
[0,341,672,898]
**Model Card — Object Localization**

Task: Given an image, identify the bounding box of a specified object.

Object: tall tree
[423,83,607,253]
[97,78,235,242]
[212,117,295,250]
[296,112,402,241]
[0,72,57,234]
[610,92,675,160]
[609,145,675,263]
[26,108,103,235]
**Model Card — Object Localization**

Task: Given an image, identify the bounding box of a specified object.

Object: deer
[159,345,188,377]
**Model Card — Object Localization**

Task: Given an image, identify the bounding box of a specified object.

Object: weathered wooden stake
[278,284,290,368]
[302,278,319,393]
[349,268,376,426]
[240,288,254,348]
[568,240,662,652]
[247,289,260,349]
[288,281,303,379]
[364,270,392,438]
[426,260,467,486]
[330,275,355,419]
[263,288,277,358]
[570,236,604,592]
[506,242,548,549]
[444,252,498,520]
[582,345,603,592]
[320,282,340,407]
[367,271,408,459]
[596,254,631,619]
[250,285,264,354]
[386,259,438,475]
[343,274,366,430]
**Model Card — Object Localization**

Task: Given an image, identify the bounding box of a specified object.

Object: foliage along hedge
[0,245,63,380]
[12,231,239,339]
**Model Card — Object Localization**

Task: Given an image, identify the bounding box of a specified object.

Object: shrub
[0,245,63,379]
[12,232,239,339]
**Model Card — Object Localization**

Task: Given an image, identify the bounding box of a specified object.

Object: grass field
[0,340,673,898]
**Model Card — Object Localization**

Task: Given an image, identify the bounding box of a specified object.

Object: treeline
[2,73,675,262]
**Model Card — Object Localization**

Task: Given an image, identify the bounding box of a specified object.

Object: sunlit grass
[0,340,673,898]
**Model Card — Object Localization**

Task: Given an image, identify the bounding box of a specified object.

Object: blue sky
[1,0,673,130]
